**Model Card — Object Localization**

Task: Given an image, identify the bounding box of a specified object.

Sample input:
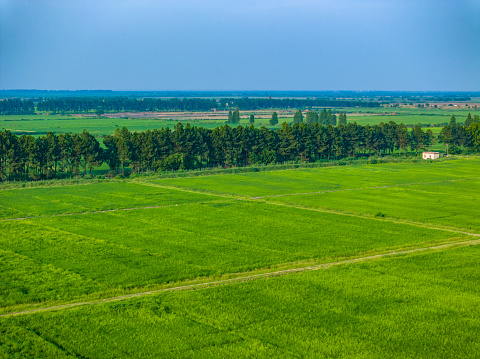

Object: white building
[422,151,440,160]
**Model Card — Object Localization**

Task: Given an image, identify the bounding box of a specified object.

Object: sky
[1,0,479,91]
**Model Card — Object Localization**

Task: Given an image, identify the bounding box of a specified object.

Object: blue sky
[1,0,479,91]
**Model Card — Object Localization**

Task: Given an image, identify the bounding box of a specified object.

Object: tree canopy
[1,119,478,182]
[270,112,279,126]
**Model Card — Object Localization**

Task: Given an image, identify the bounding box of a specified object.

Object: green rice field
[2,199,467,309]
[2,245,479,358]
[344,106,478,126]
[0,113,278,137]
[2,105,478,137]
[150,157,480,197]
[265,179,480,232]
[1,157,479,357]
[0,182,217,219]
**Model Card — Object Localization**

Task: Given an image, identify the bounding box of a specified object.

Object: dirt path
[2,237,480,318]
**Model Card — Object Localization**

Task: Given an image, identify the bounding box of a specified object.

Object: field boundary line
[2,237,480,318]
[0,199,233,222]
[130,181,242,199]
[0,181,98,192]
[252,177,480,199]
[133,177,480,236]
[120,178,480,237]
[259,199,480,237]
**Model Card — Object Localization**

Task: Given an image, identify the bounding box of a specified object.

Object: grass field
[265,179,480,232]
[149,157,480,197]
[344,106,479,126]
[0,113,280,137]
[1,157,479,357]
[2,198,468,310]
[0,181,217,219]
[1,245,479,358]
[2,105,478,137]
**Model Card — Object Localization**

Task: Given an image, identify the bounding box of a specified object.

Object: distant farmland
[1,105,477,137]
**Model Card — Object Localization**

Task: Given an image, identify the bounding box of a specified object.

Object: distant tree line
[0,99,35,115]
[424,96,471,102]
[229,108,344,126]
[27,97,380,114]
[2,97,379,115]
[36,97,219,113]
[1,115,479,181]
[222,98,380,110]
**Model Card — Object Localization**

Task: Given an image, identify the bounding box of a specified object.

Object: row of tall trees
[32,97,380,114]
[227,108,241,124]
[227,108,342,126]
[2,119,479,181]
[36,97,218,113]
[292,109,340,126]
[225,97,380,110]
[0,130,102,181]
[0,99,35,115]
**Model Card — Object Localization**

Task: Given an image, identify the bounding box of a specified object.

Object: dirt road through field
[1,237,479,318]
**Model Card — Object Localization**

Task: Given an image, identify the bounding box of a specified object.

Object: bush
[448,147,462,155]
[105,171,117,179]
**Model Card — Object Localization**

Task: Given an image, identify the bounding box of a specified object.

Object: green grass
[266,179,480,232]
[1,158,479,310]
[346,113,470,126]
[150,157,480,197]
[0,114,190,136]
[1,157,479,357]
[343,106,479,126]
[0,113,284,137]
[0,181,217,219]
[2,106,478,137]
[2,245,479,358]
[0,199,470,309]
